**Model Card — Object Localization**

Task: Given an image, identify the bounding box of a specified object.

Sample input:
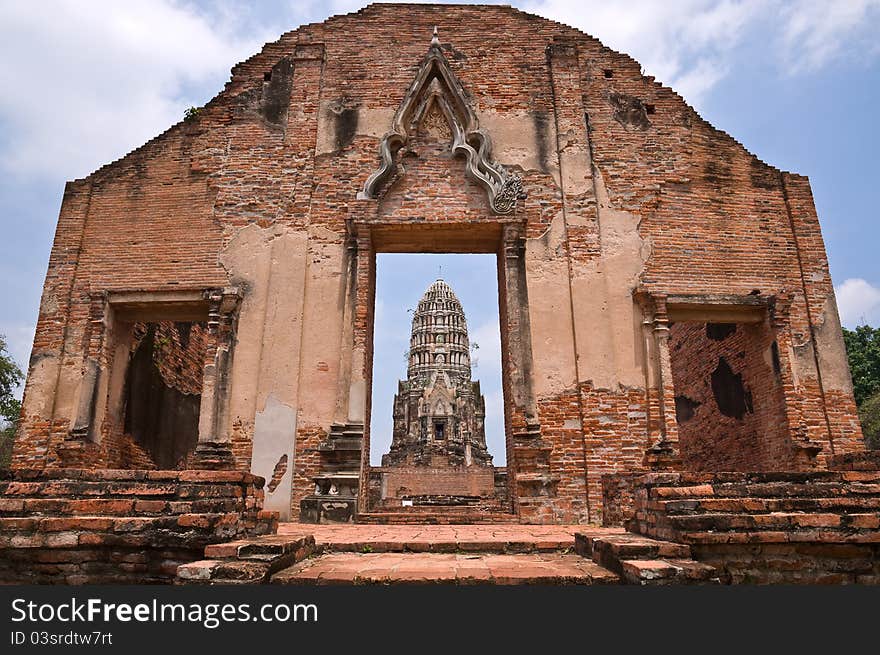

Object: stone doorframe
[634,290,822,470]
[59,287,242,468]
[337,216,543,518]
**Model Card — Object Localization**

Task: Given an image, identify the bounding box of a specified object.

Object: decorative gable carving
[357,28,526,214]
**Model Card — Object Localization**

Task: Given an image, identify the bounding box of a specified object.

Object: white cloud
[779,0,880,73]
[0,1,275,180]
[835,278,880,328]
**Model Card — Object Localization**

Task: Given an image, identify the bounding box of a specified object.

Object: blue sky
[1,1,878,438]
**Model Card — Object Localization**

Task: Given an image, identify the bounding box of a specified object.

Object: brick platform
[0,469,276,584]
[177,532,316,584]
[627,471,880,583]
[271,552,618,585]
[282,523,605,552]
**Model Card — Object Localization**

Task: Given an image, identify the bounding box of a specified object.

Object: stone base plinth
[299,496,357,524]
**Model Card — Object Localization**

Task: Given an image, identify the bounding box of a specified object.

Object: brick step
[660,511,880,533]
[270,552,620,585]
[378,499,508,510]
[0,481,254,500]
[0,497,247,517]
[643,471,880,486]
[318,534,572,554]
[620,559,719,585]
[644,472,880,500]
[573,531,719,585]
[356,510,519,525]
[653,496,880,515]
[649,481,880,501]
[287,523,587,555]
[0,469,274,584]
[0,512,276,550]
[574,532,689,570]
[177,533,316,585]
[669,529,880,545]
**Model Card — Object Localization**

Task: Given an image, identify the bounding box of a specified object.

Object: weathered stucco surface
[252,394,297,519]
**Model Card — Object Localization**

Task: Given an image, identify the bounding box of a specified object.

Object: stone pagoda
[382,279,492,468]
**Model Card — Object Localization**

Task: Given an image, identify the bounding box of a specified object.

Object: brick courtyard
[279,522,607,552]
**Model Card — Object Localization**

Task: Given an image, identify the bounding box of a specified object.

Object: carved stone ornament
[357,27,526,214]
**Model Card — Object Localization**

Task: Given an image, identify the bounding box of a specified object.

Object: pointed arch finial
[356,32,526,214]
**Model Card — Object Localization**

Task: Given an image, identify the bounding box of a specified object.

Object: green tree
[842,325,880,406]
[0,336,24,468]
[860,392,880,450]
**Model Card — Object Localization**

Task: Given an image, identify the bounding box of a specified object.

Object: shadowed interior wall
[118,321,207,469]
[669,321,791,471]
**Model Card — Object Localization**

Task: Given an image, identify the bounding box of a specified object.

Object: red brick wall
[669,321,791,471]
[375,465,495,499]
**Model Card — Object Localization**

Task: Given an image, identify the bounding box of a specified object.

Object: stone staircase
[175,524,721,585]
[299,423,363,524]
[177,532,317,584]
[176,464,880,586]
[626,471,880,583]
[574,531,719,585]
[178,524,619,585]
[0,469,276,584]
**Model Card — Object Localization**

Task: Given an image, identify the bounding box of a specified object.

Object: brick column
[351,226,375,513]
[500,223,539,429]
[780,172,864,454]
[644,295,681,469]
[56,292,109,466]
[769,295,823,468]
[192,288,241,469]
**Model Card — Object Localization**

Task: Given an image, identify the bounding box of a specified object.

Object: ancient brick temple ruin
[4,4,879,584]
[364,278,501,514]
[384,279,491,469]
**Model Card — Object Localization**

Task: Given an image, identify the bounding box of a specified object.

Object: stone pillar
[57,292,109,466]
[643,295,681,469]
[351,225,374,513]
[349,226,374,426]
[192,288,241,470]
[332,229,359,426]
[769,295,823,468]
[500,223,538,428]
